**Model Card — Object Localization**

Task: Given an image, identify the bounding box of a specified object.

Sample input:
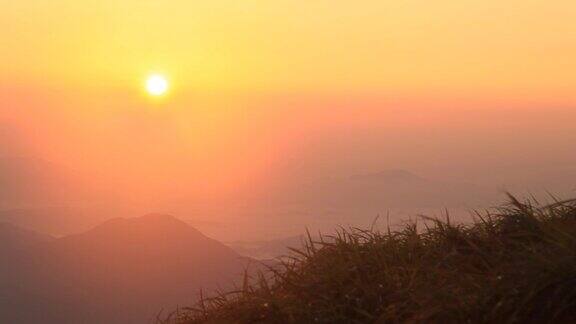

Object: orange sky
[1,0,576,202]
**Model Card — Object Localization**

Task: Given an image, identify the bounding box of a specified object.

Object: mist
[1,85,575,240]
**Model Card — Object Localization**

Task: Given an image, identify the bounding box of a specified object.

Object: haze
[1,0,575,239]
[3,1,576,322]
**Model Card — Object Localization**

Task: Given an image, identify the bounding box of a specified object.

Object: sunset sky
[2,0,575,93]
[1,0,575,203]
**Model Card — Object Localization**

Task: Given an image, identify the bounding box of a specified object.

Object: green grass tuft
[164,195,576,323]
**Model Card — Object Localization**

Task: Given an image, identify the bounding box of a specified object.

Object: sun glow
[146,74,169,96]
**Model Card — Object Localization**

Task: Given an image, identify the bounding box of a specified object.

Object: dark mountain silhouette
[0,214,251,324]
[0,222,54,250]
[0,222,53,268]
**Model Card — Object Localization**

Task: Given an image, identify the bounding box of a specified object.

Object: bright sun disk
[146,74,169,96]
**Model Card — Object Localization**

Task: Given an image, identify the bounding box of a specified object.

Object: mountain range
[274,169,498,209]
[0,215,251,324]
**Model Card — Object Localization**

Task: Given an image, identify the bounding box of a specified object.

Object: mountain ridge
[0,213,252,324]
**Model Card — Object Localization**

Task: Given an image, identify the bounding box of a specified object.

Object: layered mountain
[0,222,54,250]
[272,169,498,209]
[0,214,251,324]
[0,157,137,235]
[0,222,54,269]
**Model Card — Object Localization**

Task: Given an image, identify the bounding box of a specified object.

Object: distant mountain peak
[0,214,249,324]
[59,213,214,249]
[96,213,182,226]
[136,213,181,222]
[89,213,193,234]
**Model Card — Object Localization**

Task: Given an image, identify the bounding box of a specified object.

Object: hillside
[167,196,576,323]
[0,214,252,324]
[0,222,54,249]
[0,222,53,269]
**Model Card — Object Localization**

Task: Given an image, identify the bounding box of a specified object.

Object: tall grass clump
[164,195,576,323]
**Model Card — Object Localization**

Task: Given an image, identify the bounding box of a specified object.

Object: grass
[163,195,576,323]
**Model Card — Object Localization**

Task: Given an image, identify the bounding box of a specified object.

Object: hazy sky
[1,0,575,201]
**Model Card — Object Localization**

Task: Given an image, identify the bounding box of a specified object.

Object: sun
[145,74,169,96]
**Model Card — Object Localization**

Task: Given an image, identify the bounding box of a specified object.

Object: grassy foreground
[166,195,576,323]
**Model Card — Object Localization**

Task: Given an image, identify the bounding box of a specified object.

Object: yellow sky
[1,0,575,97]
